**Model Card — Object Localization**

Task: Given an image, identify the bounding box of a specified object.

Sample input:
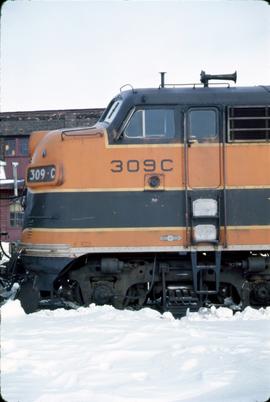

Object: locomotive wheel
[124,284,148,307]
[16,280,40,314]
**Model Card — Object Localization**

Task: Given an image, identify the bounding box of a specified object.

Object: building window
[228,106,270,141]
[124,108,175,139]
[0,138,4,160]
[10,202,24,227]
[19,137,29,155]
[5,139,16,156]
[188,109,218,142]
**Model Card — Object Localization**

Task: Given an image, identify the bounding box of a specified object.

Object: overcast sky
[1,0,269,112]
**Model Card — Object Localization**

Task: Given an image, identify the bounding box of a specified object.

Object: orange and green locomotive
[10,72,270,314]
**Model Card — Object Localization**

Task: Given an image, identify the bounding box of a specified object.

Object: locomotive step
[196,265,217,270]
[166,287,199,304]
[161,287,201,317]
[191,251,221,294]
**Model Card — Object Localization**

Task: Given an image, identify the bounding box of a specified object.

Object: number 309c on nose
[110,159,173,173]
[27,165,56,183]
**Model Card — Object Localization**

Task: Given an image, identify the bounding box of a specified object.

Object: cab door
[186,107,221,189]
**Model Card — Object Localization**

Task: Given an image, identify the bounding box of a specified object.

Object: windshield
[103,99,123,124]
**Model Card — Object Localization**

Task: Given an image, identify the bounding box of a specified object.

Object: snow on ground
[1,301,270,402]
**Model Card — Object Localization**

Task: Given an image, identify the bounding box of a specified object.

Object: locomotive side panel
[22,134,187,251]
[225,143,270,248]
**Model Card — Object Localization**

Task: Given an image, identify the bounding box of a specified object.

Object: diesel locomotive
[5,72,270,315]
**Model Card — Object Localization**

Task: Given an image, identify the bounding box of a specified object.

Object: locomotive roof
[118,85,270,106]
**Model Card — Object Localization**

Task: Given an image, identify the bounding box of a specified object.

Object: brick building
[0,108,104,242]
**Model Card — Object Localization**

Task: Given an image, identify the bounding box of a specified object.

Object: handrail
[61,128,103,140]
[160,82,233,89]
[120,84,135,93]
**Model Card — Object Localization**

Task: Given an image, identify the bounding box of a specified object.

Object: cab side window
[124,108,176,140]
[188,109,218,142]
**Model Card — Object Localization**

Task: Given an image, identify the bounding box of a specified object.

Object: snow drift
[1,301,270,402]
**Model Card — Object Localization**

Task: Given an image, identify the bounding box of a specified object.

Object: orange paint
[24,129,270,250]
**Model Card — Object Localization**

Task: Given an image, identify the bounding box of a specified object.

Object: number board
[27,165,56,183]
